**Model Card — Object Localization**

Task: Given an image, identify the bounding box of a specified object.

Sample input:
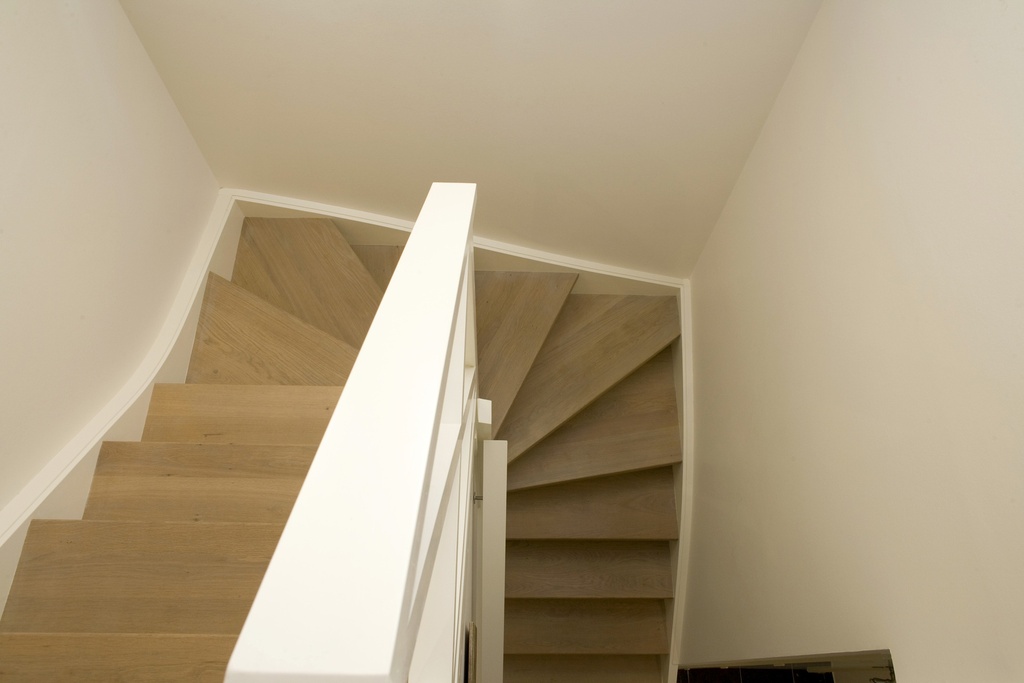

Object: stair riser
[506,467,679,540]
[504,655,663,683]
[508,347,681,491]
[504,599,669,655]
[188,274,357,386]
[0,634,234,683]
[506,540,673,599]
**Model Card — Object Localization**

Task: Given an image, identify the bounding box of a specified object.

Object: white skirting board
[0,192,244,616]
[0,187,695,647]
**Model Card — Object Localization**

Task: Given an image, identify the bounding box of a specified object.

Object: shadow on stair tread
[142,383,342,445]
[0,520,283,635]
[504,654,663,683]
[0,633,234,683]
[232,217,383,348]
[84,441,316,523]
[506,539,673,599]
[188,273,358,386]
[504,598,669,654]
[475,270,578,434]
[506,466,678,540]
[498,293,680,461]
[508,345,681,491]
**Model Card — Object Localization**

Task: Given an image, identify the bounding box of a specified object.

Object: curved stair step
[0,521,282,634]
[504,599,668,654]
[142,384,341,445]
[498,294,680,461]
[187,274,358,386]
[504,654,662,683]
[83,442,315,523]
[351,244,404,291]
[506,467,677,540]
[505,540,672,599]
[508,347,681,491]
[476,271,578,433]
[231,217,383,347]
[0,633,234,682]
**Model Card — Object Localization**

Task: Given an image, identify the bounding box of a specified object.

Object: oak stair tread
[0,633,234,682]
[142,383,341,445]
[351,244,404,291]
[506,467,678,540]
[508,347,681,491]
[503,654,662,683]
[505,540,672,599]
[504,599,668,654]
[0,520,282,635]
[187,273,358,386]
[231,217,383,347]
[498,294,680,461]
[475,271,578,434]
[84,442,315,523]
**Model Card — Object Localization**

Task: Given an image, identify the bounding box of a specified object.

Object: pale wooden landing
[187,274,358,386]
[84,442,316,523]
[505,540,672,598]
[0,633,234,682]
[351,244,404,291]
[508,347,681,491]
[232,217,383,348]
[506,467,678,540]
[504,654,662,683]
[476,271,578,433]
[142,384,341,445]
[504,599,668,654]
[498,294,680,461]
[0,521,282,634]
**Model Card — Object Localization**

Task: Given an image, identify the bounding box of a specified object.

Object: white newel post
[478,439,507,683]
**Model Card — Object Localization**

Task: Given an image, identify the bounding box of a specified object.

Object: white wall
[683,2,1024,682]
[0,0,217,510]
[119,0,821,279]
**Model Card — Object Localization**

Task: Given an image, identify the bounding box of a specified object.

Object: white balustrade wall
[226,182,480,683]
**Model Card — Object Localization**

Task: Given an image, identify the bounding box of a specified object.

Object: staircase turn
[0,216,683,682]
[478,278,681,682]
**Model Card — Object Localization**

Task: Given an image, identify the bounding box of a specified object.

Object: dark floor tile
[739,667,793,683]
[687,668,742,683]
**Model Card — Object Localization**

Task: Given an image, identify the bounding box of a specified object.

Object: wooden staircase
[485,280,681,683]
[0,217,682,682]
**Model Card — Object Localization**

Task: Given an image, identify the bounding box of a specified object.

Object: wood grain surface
[232,217,382,347]
[506,467,678,540]
[351,244,404,291]
[142,384,341,444]
[505,540,672,598]
[508,347,681,491]
[0,633,235,682]
[504,654,662,683]
[475,271,577,433]
[187,274,357,386]
[84,442,316,523]
[498,294,680,461]
[0,521,282,634]
[504,599,668,654]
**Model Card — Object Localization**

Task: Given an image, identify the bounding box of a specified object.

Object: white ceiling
[120,0,820,278]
